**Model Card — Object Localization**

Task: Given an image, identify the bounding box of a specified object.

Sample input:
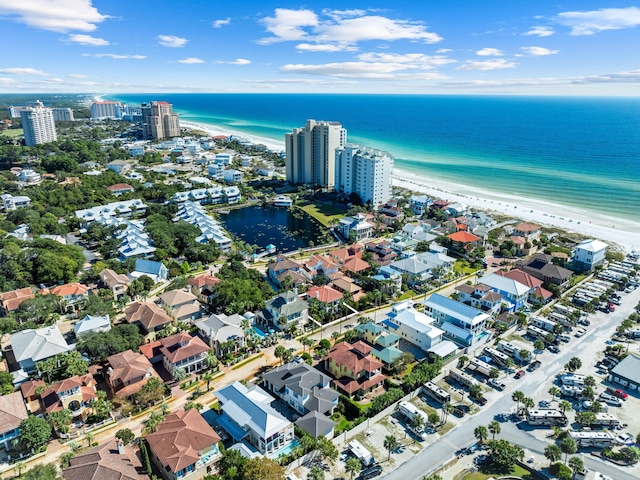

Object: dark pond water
[221,206,327,252]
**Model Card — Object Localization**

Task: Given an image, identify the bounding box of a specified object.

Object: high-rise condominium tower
[285,119,346,189]
[20,105,57,146]
[141,101,180,140]
[335,144,394,206]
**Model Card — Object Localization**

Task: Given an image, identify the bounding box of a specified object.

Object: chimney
[117,440,125,454]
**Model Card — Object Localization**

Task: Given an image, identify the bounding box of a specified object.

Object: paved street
[383,286,640,480]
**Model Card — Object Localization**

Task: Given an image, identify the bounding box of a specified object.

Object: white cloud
[523,26,554,37]
[212,17,231,28]
[83,53,146,59]
[0,67,48,76]
[259,8,442,47]
[358,52,456,67]
[437,48,452,54]
[280,61,446,80]
[157,35,188,47]
[67,73,88,78]
[67,34,109,46]
[476,48,503,56]
[296,43,356,52]
[520,46,558,56]
[229,58,251,65]
[557,7,640,35]
[178,57,205,64]
[0,0,108,32]
[0,78,17,85]
[457,58,516,71]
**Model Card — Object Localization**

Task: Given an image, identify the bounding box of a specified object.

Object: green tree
[575,411,596,426]
[548,386,561,400]
[468,383,482,400]
[560,437,578,464]
[143,410,165,435]
[19,415,52,453]
[486,439,524,468]
[243,457,285,480]
[48,409,72,434]
[512,390,525,414]
[316,436,339,464]
[534,339,545,351]
[115,428,135,445]
[91,390,113,420]
[345,457,361,479]
[411,414,426,435]
[428,412,440,427]
[558,400,572,413]
[21,463,58,480]
[474,425,488,444]
[274,345,288,365]
[384,434,399,460]
[488,420,501,440]
[568,456,584,476]
[544,444,562,466]
[308,466,325,480]
[133,377,166,406]
[565,357,582,373]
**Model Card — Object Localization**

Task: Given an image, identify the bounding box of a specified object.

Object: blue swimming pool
[251,326,268,339]
[270,440,300,459]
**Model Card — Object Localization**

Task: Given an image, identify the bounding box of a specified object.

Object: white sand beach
[181,118,640,253]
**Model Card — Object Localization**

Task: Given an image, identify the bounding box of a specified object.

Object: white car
[575,328,587,337]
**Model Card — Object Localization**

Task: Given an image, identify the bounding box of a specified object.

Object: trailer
[530,316,558,333]
[482,346,511,368]
[448,368,479,389]
[348,439,375,467]
[569,431,617,448]
[397,401,429,439]
[559,373,586,386]
[422,381,451,404]
[466,358,494,378]
[526,409,568,427]
[527,325,550,341]
[593,413,620,428]
[496,340,533,364]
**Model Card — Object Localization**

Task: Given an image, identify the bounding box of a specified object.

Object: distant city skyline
[1,1,640,95]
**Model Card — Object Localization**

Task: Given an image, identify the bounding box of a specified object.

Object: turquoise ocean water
[110,94,640,225]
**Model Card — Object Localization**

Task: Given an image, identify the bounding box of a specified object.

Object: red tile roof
[107,183,134,192]
[20,380,46,400]
[63,439,149,480]
[146,409,221,473]
[514,222,541,233]
[50,283,89,297]
[0,392,29,434]
[499,269,543,288]
[326,341,381,375]
[0,287,34,312]
[40,374,96,414]
[106,350,160,397]
[447,231,481,243]
[125,302,172,332]
[187,274,221,288]
[157,332,210,364]
[306,285,343,303]
[341,257,370,273]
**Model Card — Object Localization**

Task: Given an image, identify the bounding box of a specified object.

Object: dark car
[476,396,488,406]
[527,360,541,372]
[453,406,466,417]
[359,465,383,480]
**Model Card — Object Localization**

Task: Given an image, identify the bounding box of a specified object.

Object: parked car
[476,396,488,406]
[549,345,560,353]
[575,328,587,337]
[488,378,506,390]
[606,388,629,400]
[359,465,383,480]
[515,370,526,379]
[527,360,541,372]
[453,406,466,418]
[599,392,623,406]
[559,334,571,343]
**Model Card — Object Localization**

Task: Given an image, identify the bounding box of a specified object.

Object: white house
[223,169,243,184]
[570,239,608,273]
[74,314,111,337]
[339,213,373,241]
[9,325,72,375]
[423,294,490,347]
[1,194,31,211]
[384,301,444,352]
[17,169,41,184]
[409,195,432,215]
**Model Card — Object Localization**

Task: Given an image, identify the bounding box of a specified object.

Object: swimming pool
[269,439,300,459]
[251,326,268,339]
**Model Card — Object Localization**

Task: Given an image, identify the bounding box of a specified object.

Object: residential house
[106,160,129,174]
[330,276,364,303]
[106,350,161,398]
[570,239,608,273]
[401,222,437,243]
[328,244,363,265]
[49,283,89,312]
[365,241,397,266]
[74,315,111,337]
[305,285,343,313]
[1,193,31,211]
[409,195,432,215]
[444,202,467,217]
[516,254,573,287]
[159,289,203,322]
[223,169,243,183]
[261,291,309,331]
[195,314,245,357]
[99,268,131,300]
[187,274,220,302]
[304,255,339,280]
[215,381,294,456]
[417,250,456,278]
[131,259,168,283]
[76,199,147,226]
[378,200,404,225]
[325,341,386,397]
[353,322,403,368]
[263,362,338,438]
[141,332,209,379]
[423,294,490,347]
[383,301,444,352]
[0,287,34,315]
[498,269,553,304]
[9,325,72,375]
[455,284,503,315]
[477,273,532,312]
[17,169,41,184]
[62,439,150,480]
[447,231,482,251]
[267,255,304,287]
[338,213,373,241]
[125,301,173,336]
[146,409,222,480]
[107,183,135,196]
[20,380,46,414]
[510,222,541,256]
[0,392,28,451]
[39,374,97,419]
[388,256,432,286]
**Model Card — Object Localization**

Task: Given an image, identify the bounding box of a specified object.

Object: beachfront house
[477,273,532,312]
[423,294,491,347]
[383,300,444,352]
[570,239,608,273]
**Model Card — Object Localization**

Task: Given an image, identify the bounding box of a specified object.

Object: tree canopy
[77,323,143,361]
[19,415,52,453]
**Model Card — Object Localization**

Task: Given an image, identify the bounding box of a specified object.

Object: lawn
[1,128,23,138]
[462,463,537,480]
[454,260,478,275]
[299,202,346,227]
[398,290,417,300]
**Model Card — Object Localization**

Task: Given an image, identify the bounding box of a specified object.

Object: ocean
[109,94,640,225]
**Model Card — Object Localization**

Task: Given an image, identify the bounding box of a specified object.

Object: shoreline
[159,116,637,253]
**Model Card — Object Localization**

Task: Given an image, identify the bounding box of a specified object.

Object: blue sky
[1,0,640,95]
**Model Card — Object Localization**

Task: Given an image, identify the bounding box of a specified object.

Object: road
[382,286,640,480]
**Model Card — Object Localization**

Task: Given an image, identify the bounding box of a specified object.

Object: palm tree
[301,336,314,352]
[274,345,287,364]
[512,390,525,414]
[548,386,561,400]
[474,425,488,444]
[560,438,577,464]
[569,456,584,477]
[522,397,535,413]
[345,457,361,479]
[544,444,562,466]
[534,339,545,353]
[206,350,218,370]
[202,371,214,392]
[441,403,453,424]
[85,431,94,447]
[558,400,572,413]
[410,414,425,436]
[469,383,482,400]
[383,435,399,461]
[331,331,340,345]
[488,420,501,440]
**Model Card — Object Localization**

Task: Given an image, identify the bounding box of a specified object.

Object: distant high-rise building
[90,101,122,120]
[51,107,74,122]
[285,119,346,189]
[20,105,57,146]
[141,101,180,140]
[336,144,394,206]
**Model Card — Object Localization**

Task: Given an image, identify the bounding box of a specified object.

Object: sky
[1,0,640,95]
